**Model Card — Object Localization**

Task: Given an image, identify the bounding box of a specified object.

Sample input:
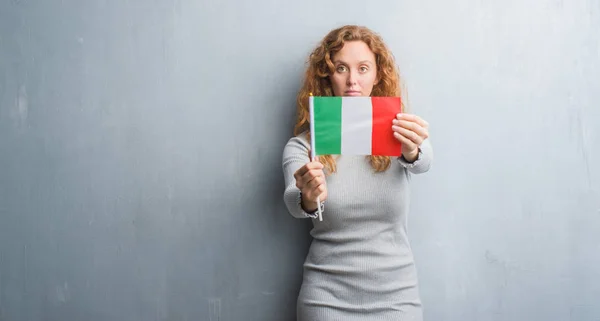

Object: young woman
[282,25,433,320]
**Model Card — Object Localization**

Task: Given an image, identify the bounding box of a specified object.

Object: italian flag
[309,96,402,156]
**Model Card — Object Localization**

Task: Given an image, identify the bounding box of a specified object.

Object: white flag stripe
[341,97,372,155]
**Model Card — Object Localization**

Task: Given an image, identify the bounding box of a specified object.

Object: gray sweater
[282,132,433,321]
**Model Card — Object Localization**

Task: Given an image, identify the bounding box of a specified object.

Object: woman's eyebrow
[332,60,374,65]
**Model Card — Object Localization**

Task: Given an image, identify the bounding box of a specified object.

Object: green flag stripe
[314,97,342,155]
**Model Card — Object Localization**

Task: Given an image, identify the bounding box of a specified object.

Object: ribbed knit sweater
[282,132,433,321]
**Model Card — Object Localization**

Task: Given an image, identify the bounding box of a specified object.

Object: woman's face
[329,40,378,97]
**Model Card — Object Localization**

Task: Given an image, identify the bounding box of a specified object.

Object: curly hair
[293,25,406,174]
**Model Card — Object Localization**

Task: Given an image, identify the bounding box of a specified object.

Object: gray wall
[0,0,598,320]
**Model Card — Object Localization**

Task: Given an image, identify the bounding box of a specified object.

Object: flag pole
[309,93,323,221]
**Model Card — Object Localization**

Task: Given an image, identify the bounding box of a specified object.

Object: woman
[282,25,433,320]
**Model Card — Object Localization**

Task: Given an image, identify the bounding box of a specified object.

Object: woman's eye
[337,66,347,72]
[360,66,368,72]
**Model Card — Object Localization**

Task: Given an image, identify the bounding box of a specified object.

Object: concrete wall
[1,0,598,320]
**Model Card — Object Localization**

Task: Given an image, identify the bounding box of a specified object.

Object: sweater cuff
[398,147,423,168]
[297,191,324,219]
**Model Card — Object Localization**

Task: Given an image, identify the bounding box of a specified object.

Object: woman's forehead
[332,42,376,63]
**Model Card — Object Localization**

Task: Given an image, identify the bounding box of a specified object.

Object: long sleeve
[397,138,433,174]
[282,133,320,219]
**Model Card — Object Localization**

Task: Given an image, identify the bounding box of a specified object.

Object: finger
[393,126,424,145]
[393,121,428,139]
[315,184,327,199]
[392,122,424,138]
[304,181,326,201]
[394,119,423,133]
[308,183,326,199]
[394,132,418,153]
[295,161,323,178]
[398,127,424,146]
[307,161,324,169]
[396,113,429,129]
[307,176,325,189]
[297,176,319,191]
[302,169,324,185]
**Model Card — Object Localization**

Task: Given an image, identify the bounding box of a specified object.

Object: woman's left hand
[392,113,429,162]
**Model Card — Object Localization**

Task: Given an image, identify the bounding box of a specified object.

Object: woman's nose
[346,71,358,86]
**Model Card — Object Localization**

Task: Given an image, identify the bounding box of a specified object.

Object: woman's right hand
[293,160,328,212]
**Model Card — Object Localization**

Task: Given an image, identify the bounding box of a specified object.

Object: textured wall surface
[0,0,598,320]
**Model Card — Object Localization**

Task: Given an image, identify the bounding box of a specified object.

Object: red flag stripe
[371,97,402,156]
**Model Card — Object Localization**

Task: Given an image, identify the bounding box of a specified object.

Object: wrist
[299,191,319,212]
[301,197,319,213]
[402,149,419,163]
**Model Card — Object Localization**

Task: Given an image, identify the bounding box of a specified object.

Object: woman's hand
[392,113,429,162]
[294,160,327,212]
